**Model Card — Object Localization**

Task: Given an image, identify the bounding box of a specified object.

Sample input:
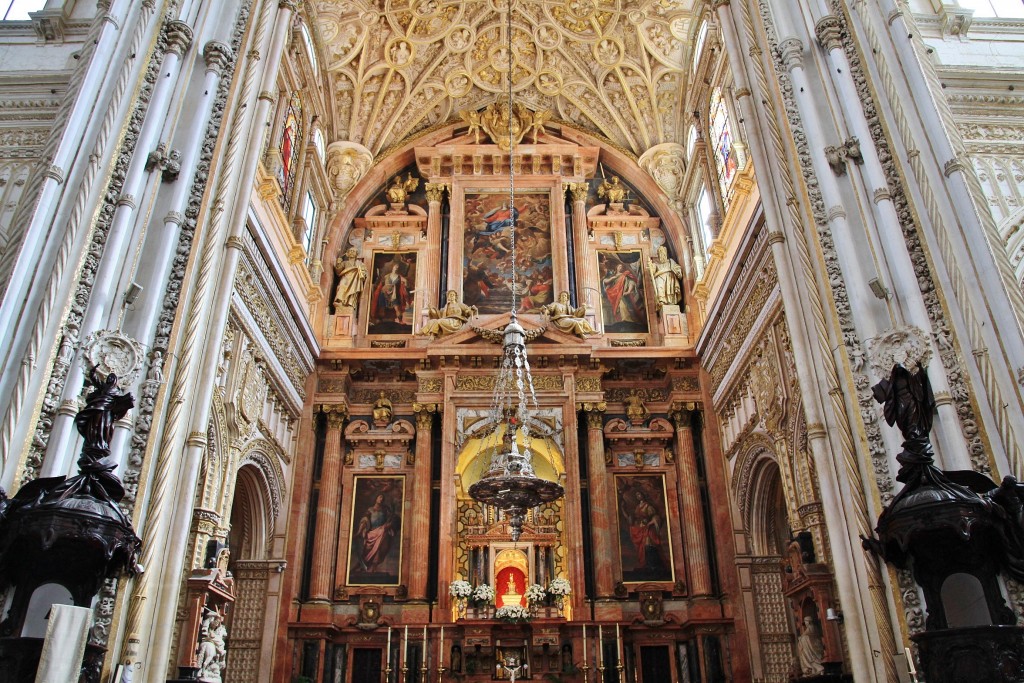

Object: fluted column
[309,406,347,601]
[584,409,614,597]
[408,404,436,601]
[567,182,597,311]
[422,183,448,312]
[671,406,712,596]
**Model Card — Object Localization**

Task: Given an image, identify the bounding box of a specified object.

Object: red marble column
[585,410,615,597]
[567,182,598,311]
[309,406,347,601]
[407,406,435,601]
[672,407,712,596]
[422,183,447,312]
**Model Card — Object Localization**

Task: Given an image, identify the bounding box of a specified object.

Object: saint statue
[196,609,228,683]
[648,246,683,309]
[419,290,478,338]
[372,391,393,427]
[795,616,825,676]
[597,175,627,205]
[385,172,419,206]
[543,291,596,337]
[333,247,367,310]
[626,389,649,425]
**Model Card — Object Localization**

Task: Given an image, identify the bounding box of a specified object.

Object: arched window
[279,92,303,202]
[312,127,326,162]
[709,87,737,210]
[695,185,715,255]
[300,22,320,74]
[685,125,698,161]
[692,19,709,71]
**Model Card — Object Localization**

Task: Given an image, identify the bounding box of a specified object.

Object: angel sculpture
[385,172,419,207]
[528,109,552,143]
[459,109,483,144]
[543,291,597,337]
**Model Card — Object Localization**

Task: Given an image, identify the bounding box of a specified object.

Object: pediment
[432,312,583,348]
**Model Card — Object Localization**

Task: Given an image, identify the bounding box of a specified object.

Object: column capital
[203,41,233,75]
[565,181,589,203]
[814,15,843,52]
[670,400,700,429]
[424,182,449,204]
[320,403,349,429]
[164,19,193,57]
[778,38,805,71]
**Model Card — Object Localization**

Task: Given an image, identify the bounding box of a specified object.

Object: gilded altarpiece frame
[448,179,569,318]
[596,249,651,334]
[346,475,406,586]
[614,474,675,584]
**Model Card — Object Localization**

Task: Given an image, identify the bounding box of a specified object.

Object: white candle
[387,626,392,666]
[423,624,428,671]
[599,625,604,666]
[403,625,408,665]
[440,626,444,668]
[905,647,917,675]
[616,623,623,664]
[582,624,588,667]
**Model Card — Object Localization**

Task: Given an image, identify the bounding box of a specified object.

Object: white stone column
[135,2,297,679]
[716,3,888,681]
[43,17,195,477]
[812,13,968,470]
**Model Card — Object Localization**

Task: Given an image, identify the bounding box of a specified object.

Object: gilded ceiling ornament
[385,172,419,209]
[476,102,551,150]
[446,70,473,98]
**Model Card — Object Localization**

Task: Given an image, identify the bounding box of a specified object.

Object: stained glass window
[280,92,302,202]
[709,87,736,209]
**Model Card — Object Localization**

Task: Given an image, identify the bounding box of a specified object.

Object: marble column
[407,406,435,601]
[309,406,346,601]
[671,407,712,597]
[567,182,597,311]
[423,183,448,311]
[584,409,614,597]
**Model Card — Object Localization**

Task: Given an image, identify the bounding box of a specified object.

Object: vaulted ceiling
[313,0,703,159]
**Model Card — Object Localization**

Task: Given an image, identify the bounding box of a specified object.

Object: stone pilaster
[407,404,438,601]
[584,408,614,597]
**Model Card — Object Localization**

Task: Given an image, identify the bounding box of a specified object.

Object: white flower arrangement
[548,577,571,596]
[495,604,531,622]
[524,583,547,604]
[449,580,473,599]
[472,583,495,604]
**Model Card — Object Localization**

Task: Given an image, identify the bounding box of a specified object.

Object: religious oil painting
[597,250,649,333]
[615,474,675,583]
[462,190,553,315]
[347,476,405,586]
[366,251,416,335]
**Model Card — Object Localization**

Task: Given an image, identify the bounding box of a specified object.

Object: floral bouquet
[449,580,473,599]
[548,577,571,596]
[472,583,495,605]
[524,583,547,605]
[495,604,531,623]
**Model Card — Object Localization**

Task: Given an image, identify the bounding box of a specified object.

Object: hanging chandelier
[467,2,564,542]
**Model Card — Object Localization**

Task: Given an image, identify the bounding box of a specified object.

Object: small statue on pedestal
[385,173,419,213]
[333,247,367,311]
[373,392,393,428]
[196,608,228,683]
[795,616,825,677]
[648,246,683,310]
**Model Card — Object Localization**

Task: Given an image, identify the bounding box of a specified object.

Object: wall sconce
[826,607,844,623]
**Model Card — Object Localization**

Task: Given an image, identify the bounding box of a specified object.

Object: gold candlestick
[420,663,428,683]
[437,666,446,683]
[617,661,625,683]
[580,662,590,683]
[384,666,392,683]
[598,664,605,683]
[401,664,408,683]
